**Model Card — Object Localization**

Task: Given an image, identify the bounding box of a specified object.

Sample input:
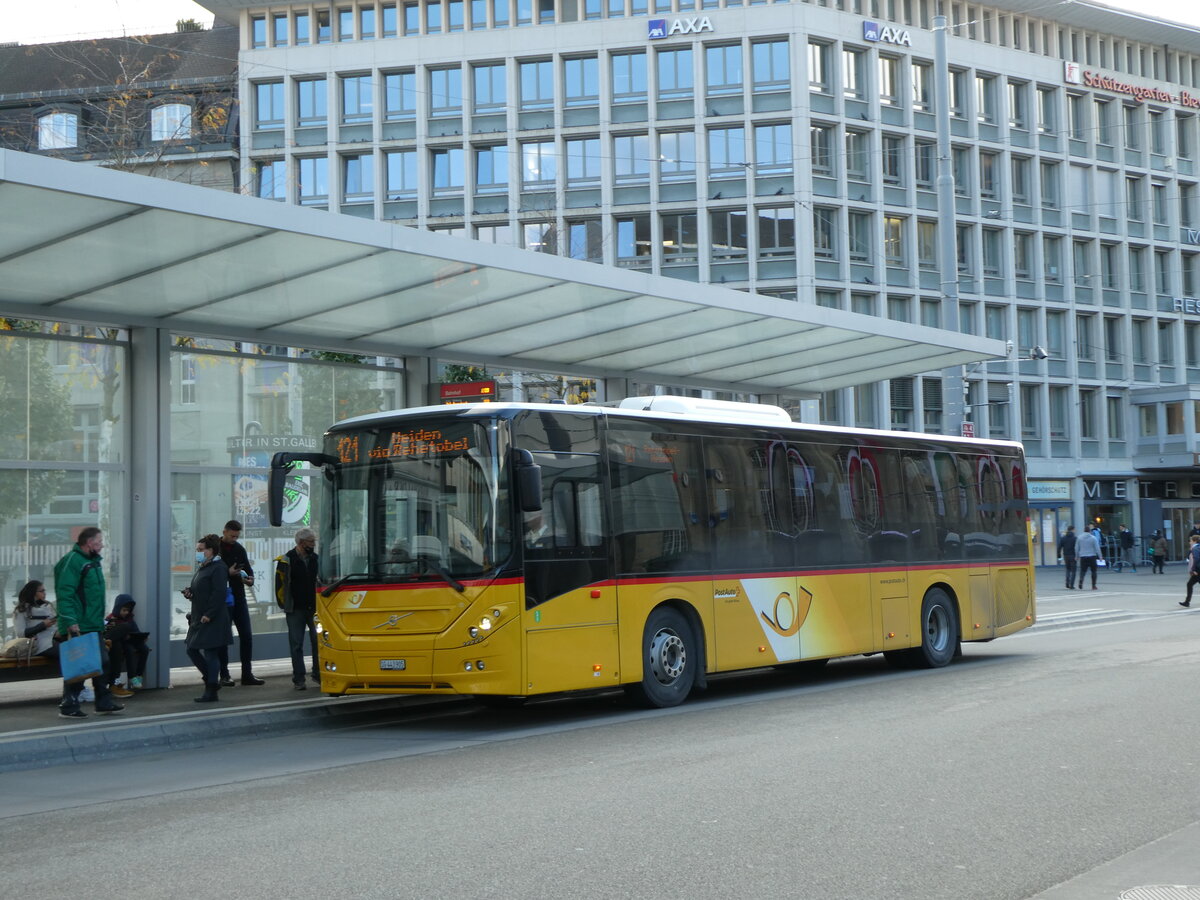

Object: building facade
[194,0,1200,564]
[0,23,240,189]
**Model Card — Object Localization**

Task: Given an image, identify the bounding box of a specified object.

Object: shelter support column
[128,326,172,689]
[405,354,436,409]
[602,377,631,403]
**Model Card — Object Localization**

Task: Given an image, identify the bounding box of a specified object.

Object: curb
[0,693,454,773]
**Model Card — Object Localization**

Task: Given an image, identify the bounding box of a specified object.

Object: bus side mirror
[513,449,543,513]
[269,452,338,527]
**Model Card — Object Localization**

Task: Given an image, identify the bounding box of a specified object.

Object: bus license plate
[379,659,406,671]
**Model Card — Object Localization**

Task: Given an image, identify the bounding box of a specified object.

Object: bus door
[608,428,715,676]
[521,448,617,695]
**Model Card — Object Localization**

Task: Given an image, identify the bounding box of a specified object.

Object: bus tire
[628,606,695,708]
[913,588,959,668]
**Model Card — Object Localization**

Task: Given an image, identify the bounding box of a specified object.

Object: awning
[0,149,1004,394]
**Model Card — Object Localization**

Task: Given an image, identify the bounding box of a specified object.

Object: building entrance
[1032,505,1072,567]
[1164,505,1200,562]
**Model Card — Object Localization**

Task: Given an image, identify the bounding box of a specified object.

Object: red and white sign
[960,422,975,438]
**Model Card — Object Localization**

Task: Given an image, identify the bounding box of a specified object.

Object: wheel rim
[925,604,950,654]
[648,628,686,686]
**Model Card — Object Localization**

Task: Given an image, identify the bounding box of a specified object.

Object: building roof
[0,149,1004,396]
[195,0,1200,46]
[0,25,238,101]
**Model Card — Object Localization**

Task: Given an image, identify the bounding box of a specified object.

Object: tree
[0,322,73,530]
[442,364,490,383]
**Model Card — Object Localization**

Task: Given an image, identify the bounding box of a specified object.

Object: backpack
[273,555,290,610]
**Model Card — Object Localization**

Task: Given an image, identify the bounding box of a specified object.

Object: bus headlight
[479,617,492,631]
[468,626,480,639]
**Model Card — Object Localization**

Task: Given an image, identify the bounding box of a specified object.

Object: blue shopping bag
[61,632,103,684]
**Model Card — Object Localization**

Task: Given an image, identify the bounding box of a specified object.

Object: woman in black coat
[183,533,232,703]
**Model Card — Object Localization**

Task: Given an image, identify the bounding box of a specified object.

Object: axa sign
[863,20,912,46]
[649,16,712,39]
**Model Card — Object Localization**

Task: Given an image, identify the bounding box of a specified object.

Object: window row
[34,103,195,151]
[251,42,790,130]
[252,126,791,200]
[810,210,1200,290]
[251,0,807,45]
[819,376,1129,446]
[808,43,1200,149]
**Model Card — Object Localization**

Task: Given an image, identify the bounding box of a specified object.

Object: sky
[0,0,1198,45]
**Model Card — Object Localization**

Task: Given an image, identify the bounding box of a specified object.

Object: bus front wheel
[627,607,695,708]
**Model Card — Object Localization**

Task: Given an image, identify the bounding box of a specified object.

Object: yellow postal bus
[269,396,1034,708]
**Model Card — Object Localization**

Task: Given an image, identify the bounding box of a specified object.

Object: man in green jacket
[55,527,123,718]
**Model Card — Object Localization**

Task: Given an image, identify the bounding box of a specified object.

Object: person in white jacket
[12,580,58,660]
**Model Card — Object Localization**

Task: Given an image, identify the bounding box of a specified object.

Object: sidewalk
[0,656,447,773]
[3,564,1192,773]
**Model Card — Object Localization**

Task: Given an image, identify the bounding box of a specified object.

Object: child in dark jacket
[105,594,151,690]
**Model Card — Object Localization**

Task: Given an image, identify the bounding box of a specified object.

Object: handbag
[1,637,36,660]
[61,632,103,684]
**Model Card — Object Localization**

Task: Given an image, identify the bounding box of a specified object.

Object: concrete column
[601,377,631,403]
[128,326,172,689]
[404,354,436,409]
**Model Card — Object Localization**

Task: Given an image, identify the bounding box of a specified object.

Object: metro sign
[649,16,712,39]
[863,20,912,46]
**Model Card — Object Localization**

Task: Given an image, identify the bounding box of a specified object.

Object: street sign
[961,422,975,438]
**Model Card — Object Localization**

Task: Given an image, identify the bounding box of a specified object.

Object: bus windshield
[319,417,509,585]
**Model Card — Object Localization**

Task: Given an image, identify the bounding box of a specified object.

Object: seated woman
[12,580,58,663]
[104,594,151,691]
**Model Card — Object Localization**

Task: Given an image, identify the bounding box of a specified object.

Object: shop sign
[1083,480,1128,500]
[1029,480,1071,501]
[863,21,912,46]
[1172,297,1200,314]
[648,16,712,39]
[1065,61,1200,109]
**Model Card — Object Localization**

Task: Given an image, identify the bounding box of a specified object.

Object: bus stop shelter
[0,148,1005,677]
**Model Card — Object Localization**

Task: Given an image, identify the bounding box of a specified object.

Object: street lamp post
[934,15,966,435]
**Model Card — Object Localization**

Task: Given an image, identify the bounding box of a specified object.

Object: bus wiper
[413,556,466,594]
[320,572,374,597]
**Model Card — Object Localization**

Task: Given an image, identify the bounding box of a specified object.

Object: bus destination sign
[335,429,471,464]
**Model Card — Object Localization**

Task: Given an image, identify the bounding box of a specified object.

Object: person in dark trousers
[54,527,123,718]
[183,533,232,703]
[1183,535,1200,608]
[104,594,150,692]
[1150,530,1168,575]
[1117,524,1136,572]
[1076,526,1102,590]
[1058,526,1078,589]
[217,520,264,686]
[276,528,320,690]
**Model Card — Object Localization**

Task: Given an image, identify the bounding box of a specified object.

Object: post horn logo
[760,586,813,637]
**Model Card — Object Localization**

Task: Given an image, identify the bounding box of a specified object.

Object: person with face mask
[182,533,232,703]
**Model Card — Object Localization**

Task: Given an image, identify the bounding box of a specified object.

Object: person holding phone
[217,519,264,687]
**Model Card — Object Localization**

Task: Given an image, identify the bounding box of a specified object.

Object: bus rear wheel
[627,607,695,708]
[914,588,959,668]
[885,589,959,669]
